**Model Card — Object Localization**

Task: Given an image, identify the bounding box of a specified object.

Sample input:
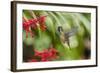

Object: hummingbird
[58,26,78,48]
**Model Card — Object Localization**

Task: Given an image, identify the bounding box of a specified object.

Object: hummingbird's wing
[65,26,78,37]
[64,26,78,46]
[64,34,70,46]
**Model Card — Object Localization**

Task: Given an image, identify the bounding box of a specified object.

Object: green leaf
[23,10,33,19]
[23,32,34,46]
[33,32,52,51]
[55,12,71,30]
[38,11,56,39]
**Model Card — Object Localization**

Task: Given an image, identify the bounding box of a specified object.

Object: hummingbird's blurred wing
[64,27,78,46]
[65,26,78,37]
[65,37,70,46]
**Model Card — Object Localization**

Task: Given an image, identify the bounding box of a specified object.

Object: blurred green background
[23,10,91,62]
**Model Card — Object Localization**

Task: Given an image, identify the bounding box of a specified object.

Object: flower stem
[23,13,28,21]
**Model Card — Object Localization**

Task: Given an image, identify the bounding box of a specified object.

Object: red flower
[23,18,38,38]
[23,21,34,38]
[28,59,37,62]
[37,15,47,31]
[41,58,48,62]
[29,19,38,29]
[32,48,59,62]
[38,15,47,24]
[40,24,47,31]
[23,15,47,37]
[34,49,42,57]
[49,48,58,60]
[41,50,50,59]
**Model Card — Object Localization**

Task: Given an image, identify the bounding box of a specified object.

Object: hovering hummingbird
[58,26,78,48]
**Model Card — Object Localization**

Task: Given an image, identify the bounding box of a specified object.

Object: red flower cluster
[28,48,59,62]
[23,15,47,37]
